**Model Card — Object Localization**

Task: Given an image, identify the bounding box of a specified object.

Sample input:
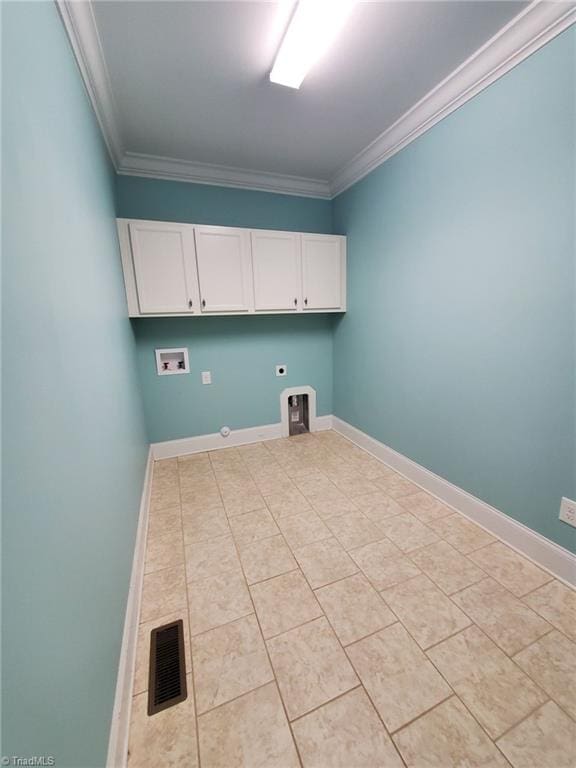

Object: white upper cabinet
[301,235,346,311]
[118,219,346,317]
[251,231,301,311]
[194,226,253,313]
[128,221,200,314]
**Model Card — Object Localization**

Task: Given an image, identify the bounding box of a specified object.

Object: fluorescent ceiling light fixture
[270,0,356,89]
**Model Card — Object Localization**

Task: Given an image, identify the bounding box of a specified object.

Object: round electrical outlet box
[220,426,231,438]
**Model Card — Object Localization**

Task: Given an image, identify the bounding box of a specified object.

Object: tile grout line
[418,622,475,654]
[419,620,550,746]
[208,446,307,768]
[262,556,405,760]
[189,678,286,720]
[402,539,492,598]
[438,573,492,598]
[256,435,513,753]
[246,437,576,741]
[195,437,563,672]
[387,692,458,737]
[328,461,572,667]
[446,589,556,658]
[274,444,569,744]
[246,440,412,759]
[465,541,557,592]
[177,462,202,768]
[360,500,576,740]
[492,697,556,744]
[144,435,575,767]
[220,438,409,764]
[254,435,559,760]
[520,577,563,599]
[286,683,365,726]
[339,614,481,748]
[261,612,333,644]
[507,629,576,727]
[513,615,576,650]
[320,527,501,753]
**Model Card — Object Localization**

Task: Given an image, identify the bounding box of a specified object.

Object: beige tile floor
[128,430,576,768]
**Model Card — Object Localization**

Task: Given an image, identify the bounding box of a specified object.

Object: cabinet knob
[188,299,193,309]
[202,299,206,308]
[294,298,298,306]
[304,298,308,306]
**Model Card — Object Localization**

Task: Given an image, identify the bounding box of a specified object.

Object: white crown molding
[58,0,575,200]
[330,0,576,196]
[56,0,124,167]
[118,152,331,199]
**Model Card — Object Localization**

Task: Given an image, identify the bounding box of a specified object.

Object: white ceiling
[92,1,529,184]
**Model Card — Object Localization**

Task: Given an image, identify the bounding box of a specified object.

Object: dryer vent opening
[288,394,309,436]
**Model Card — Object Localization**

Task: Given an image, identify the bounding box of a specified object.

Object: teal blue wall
[332,27,576,552]
[2,3,148,766]
[116,175,333,232]
[135,315,334,442]
[3,3,573,765]
[119,175,335,442]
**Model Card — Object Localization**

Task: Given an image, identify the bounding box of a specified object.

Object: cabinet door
[129,221,199,314]
[301,235,344,310]
[194,227,253,313]
[251,231,301,311]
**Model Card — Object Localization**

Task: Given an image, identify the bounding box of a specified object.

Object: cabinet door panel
[301,235,344,310]
[252,231,300,311]
[195,227,253,312]
[129,221,199,314]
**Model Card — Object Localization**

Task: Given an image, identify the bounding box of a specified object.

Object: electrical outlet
[201,371,212,385]
[559,497,576,528]
[276,364,287,377]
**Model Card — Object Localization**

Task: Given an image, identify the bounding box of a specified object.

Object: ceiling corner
[329,0,576,197]
[118,151,332,199]
[56,0,124,167]
[57,0,575,201]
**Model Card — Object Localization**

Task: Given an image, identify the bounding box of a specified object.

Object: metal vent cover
[148,619,187,715]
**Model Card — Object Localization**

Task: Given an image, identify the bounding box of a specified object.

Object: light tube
[270,0,356,89]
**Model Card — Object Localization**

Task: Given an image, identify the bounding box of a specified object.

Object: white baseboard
[316,415,333,431]
[332,416,576,587]
[106,447,154,768]
[151,415,333,460]
[108,416,574,765]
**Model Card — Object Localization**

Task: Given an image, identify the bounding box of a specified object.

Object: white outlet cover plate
[559,497,576,528]
[276,364,287,377]
[201,371,212,385]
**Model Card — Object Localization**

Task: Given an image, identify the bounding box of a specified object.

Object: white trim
[314,415,333,432]
[110,415,573,766]
[151,414,332,460]
[331,417,576,587]
[58,0,575,199]
[55,0,123,167]
[280,386,318,438]
[154,347,190,376]
[118,152,331,199]
[55,1,330,198]
[106,448,153,768]
[152,423,283,459]
[116,219,140,316]
[330,1,576,196]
